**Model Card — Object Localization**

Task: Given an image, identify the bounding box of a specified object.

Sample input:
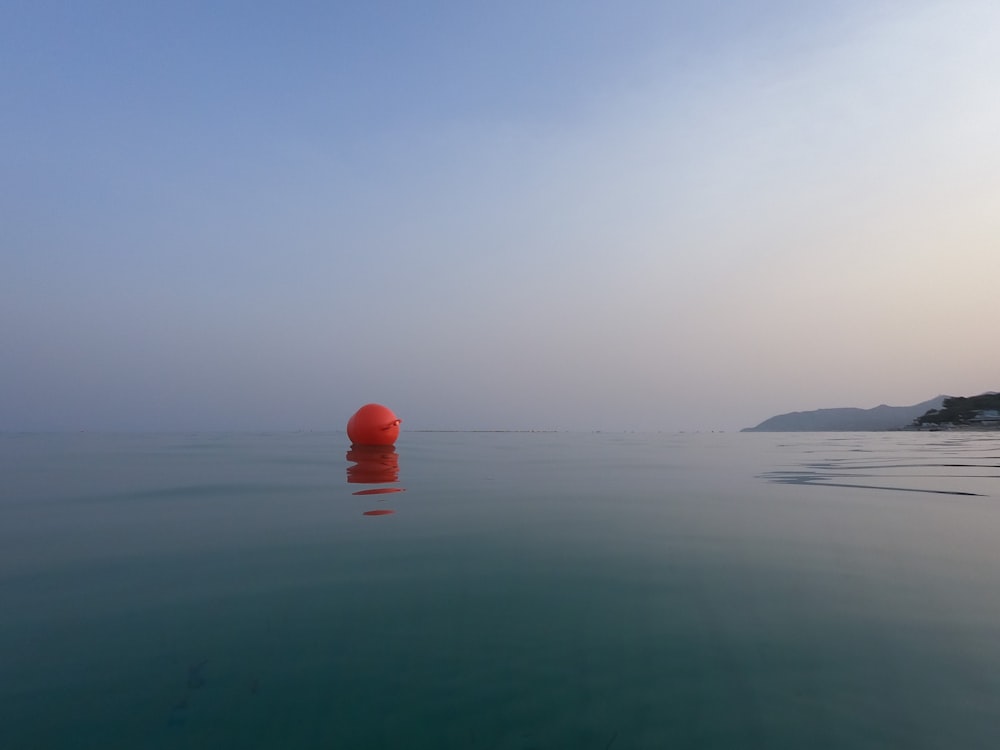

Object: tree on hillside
[914,393,1000,425]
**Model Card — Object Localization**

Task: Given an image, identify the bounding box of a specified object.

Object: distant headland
[742,392,1000,432]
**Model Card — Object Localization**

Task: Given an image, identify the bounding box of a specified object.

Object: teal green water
[2,431,1000,748]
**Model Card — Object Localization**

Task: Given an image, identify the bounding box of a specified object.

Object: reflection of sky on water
[346,444,405,514]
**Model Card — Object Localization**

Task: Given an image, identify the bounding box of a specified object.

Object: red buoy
[347,403,401,446]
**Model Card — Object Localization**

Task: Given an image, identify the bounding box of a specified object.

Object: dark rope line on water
[761,473,983,496]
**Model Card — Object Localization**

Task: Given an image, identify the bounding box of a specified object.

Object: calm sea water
[2,430,1000,749]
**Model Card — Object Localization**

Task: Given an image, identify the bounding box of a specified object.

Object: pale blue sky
[3,1,998,432]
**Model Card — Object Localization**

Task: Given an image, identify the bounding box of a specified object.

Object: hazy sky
[3,1,998,432]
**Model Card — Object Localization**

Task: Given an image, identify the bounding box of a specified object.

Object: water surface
[2,431,999,748]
